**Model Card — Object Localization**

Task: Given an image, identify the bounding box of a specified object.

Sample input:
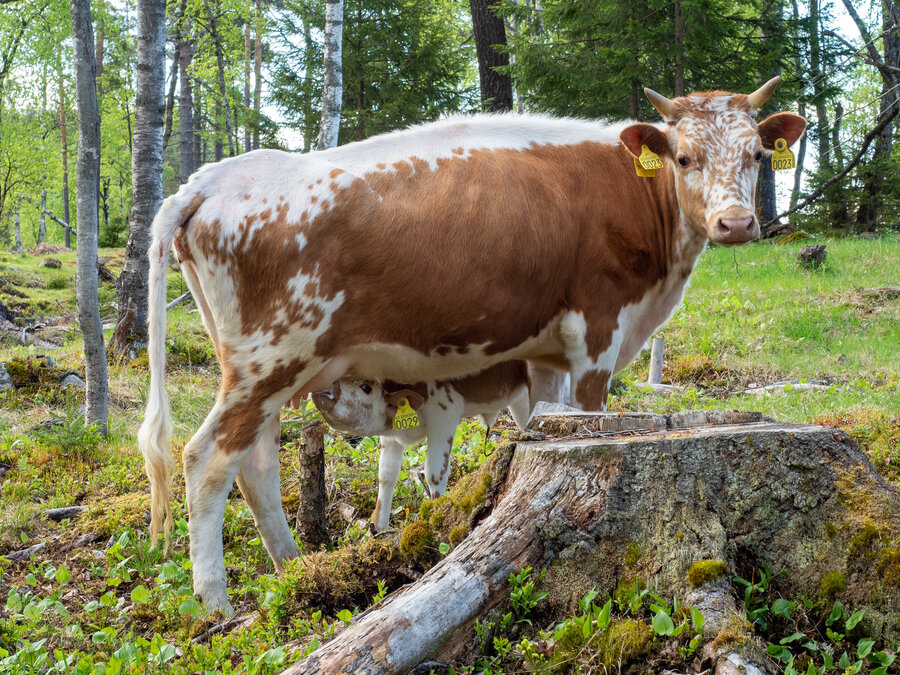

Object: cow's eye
[678,156,690,167]
[361,384,372,394]
[754,151,763,162]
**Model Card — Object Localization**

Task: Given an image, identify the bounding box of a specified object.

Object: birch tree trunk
[13,207,21,250]
[111,0,166,360]
[59,78,71,248]
[315,0,343,151]
[70,0,108,426]
[673,0,684,97]
[252,0,262,150]
[178,0,194,183]
[39,183,46,244]
[205,0,236,157]
[243,19,251,153]
[469,0,513,112]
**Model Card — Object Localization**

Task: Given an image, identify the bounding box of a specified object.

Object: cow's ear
[386,390,425,411]
[757,112,806,150]
[619,124,670,159]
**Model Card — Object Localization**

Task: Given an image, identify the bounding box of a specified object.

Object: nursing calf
[139,78,805,613]
[312,362,567,530]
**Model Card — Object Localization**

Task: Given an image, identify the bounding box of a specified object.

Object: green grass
[0,234,896,672]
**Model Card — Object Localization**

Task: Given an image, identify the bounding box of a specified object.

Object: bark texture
[469,0,513,112]
[297,421,330,550]
[70,0,108,425]
[112,0,166,361]
[282,411,900,675]
[316,0,343,150]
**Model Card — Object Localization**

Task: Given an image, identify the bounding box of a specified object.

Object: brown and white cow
[139,77,805,613]
[311,361,569,531]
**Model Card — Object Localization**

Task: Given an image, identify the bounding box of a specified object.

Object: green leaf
[827,600,843,625]
[178,597,201,617]
[690,607,705,634]
[25,573,37,586]
[838,651,851,669]
[130,585,150,605]
[596,599,612,632]
[856,638,875,659]
[438,542,450,555]
[336,609,353,624]
[845,609,866,631]
[767,643,786,658]
[651,609,675,636]
[55,565,72,585]
[780,632,806,644]
[771,598,793,619]
[868,651,895,667]
[92,630,109,645]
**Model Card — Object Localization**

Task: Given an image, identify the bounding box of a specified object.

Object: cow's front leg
[561,311,619,411]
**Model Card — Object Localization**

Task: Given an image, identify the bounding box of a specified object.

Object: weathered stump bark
[297,421,330,550]
[282,411,900,675]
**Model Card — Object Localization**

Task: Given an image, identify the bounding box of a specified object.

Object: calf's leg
[372,436,406,531]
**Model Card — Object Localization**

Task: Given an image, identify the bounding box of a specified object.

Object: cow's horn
[644,87,674,119]
[748,75,781,110]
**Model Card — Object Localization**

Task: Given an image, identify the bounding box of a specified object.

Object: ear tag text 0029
[771,138,795,171]
[393,399,420,430]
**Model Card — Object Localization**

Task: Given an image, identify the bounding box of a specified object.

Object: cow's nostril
[718,219,731,235]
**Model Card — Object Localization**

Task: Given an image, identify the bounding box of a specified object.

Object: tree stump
[282,411,900,675]
[797,244,827,267]
[297,420,330,550]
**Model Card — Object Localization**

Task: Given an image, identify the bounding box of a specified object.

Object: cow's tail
[138,188,204,552]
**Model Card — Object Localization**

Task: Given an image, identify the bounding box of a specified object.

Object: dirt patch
[28,243,72,255]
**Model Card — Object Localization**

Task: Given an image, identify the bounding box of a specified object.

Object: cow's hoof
[194,579,234,618]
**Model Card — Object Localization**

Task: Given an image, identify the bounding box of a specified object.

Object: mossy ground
[0,235,896,672]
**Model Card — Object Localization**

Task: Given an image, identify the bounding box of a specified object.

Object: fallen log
[282,410,900,675]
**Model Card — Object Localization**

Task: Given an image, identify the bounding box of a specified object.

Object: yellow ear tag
[771,138,795,171]
[393,399,420,430]
[634,158,656,178]
[638,144,663,171]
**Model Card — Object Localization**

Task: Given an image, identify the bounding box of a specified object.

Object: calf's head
[620,76,806,246]
[312,380,425,435]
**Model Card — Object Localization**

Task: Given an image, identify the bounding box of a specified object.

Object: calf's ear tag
[393,399,420,430]
[771,138,795,171]
[638,144,663,171]
[634,158,655,178]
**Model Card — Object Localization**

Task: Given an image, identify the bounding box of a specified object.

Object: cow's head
[619,76,806,246]
[311,380,425,435]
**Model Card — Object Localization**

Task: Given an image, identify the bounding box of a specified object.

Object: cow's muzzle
[709,209,759,245]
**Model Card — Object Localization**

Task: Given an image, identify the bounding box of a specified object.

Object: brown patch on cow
[452,147,464,155]
[173,226,193,263]
[376,163,386,170]
[243,194,251,201]
[214,357,308,453]
[329,168,344,179]
[190,202,328,344]
[436,346,451,356]
[449,361,528,405]
[305,141,679,364]
[438,402,447,410]
[310,196,318,204]
[575,369,611,410]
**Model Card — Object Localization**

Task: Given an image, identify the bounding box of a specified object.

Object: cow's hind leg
[235,415,299,566]
[182,404,258,616]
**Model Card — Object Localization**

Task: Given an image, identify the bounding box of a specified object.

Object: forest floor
[0,233,896,673]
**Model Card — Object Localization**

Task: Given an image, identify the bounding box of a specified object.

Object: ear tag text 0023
[393,399,420,430]
[635,144,663,177]
[771,138,795,171]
